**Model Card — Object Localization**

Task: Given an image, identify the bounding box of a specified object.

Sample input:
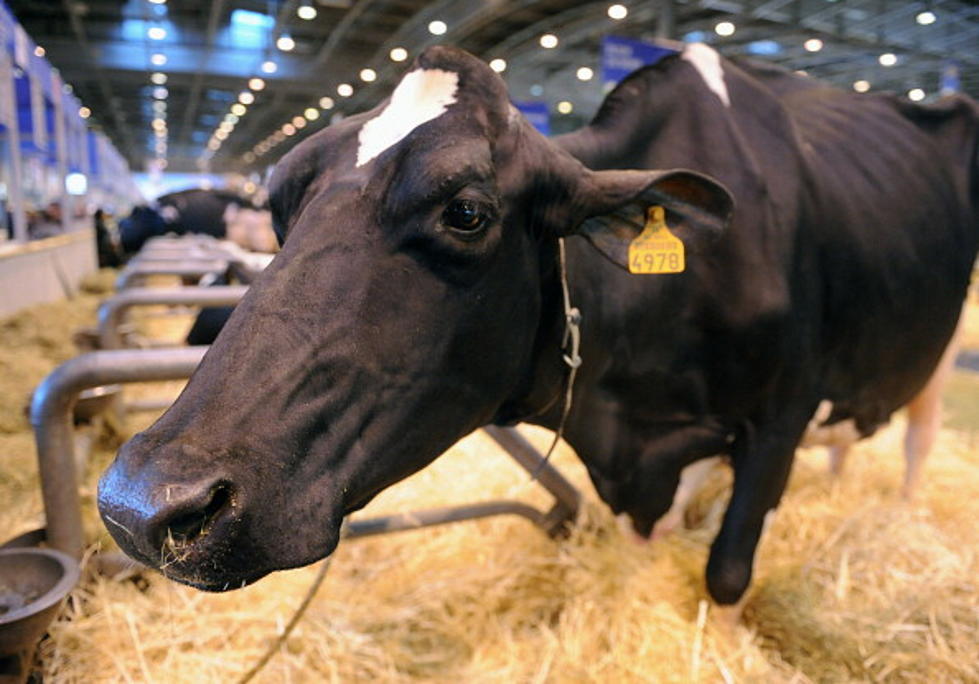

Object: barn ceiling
[6,0,978,175]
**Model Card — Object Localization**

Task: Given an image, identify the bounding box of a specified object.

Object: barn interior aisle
[1,0,978,682]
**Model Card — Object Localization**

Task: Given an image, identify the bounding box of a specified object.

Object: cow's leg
[902,310,962,499]
[828,444,849,477]
[706,413,807,606]
[652,456,721,539]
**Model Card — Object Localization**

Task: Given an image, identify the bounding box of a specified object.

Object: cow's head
[98,47,732,590]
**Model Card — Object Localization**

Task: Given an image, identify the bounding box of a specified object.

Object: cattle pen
[1,268,977,682]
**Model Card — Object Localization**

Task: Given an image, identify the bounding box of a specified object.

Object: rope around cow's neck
[532,237,582,477]
[237,555,333,684]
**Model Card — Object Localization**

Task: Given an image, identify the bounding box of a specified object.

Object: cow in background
[99,46,979,614]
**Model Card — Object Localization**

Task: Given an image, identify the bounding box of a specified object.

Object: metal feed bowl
[0,548,80,657]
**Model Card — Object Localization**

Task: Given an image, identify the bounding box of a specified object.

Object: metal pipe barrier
[114,260,231,290]
[29,348,581,559]
[96,286,249,349]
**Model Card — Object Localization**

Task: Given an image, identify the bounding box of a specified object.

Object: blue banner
[513,100,550,136]
[601,36,679,87]
[940,61,961,95]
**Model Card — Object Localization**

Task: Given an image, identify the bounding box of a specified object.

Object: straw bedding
[1,275,977,683]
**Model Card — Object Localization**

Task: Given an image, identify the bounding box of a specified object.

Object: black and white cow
[98,45,979,609]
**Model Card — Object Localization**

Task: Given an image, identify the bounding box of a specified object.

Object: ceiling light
[360,68,377,82]
[207,140,220,150]
[794,70,808,76]
[608,4,628,20]
[238,91,255,104]
[219,122,234,132]
[428,20,447,35]
[530,84,543,96]
[148,27,167,40]
[853,79,870,92]
[151,53,167,66]
[261,60,278,74]
[231,103,247,116]
[150,72,167,85]
[576,66,594,81]
[540,33,558,49]
[304,107,319,120]
[337,83,353,97]
[908,88,925,101]
[557,101,573,114]
[916,10,936,25]
[215,129,228,141]
[282,123,296,135]
[390,47,408,62]
[152,86,168,99]
[152,118,166,129]
[292,115,307,128]
[78,106,91,118]
[489,58,506,73]
[34,46,45,57]
[297,1,317,20]
[153,101,166,113]
[224,114,239,124]
[149,0,166,5]
[248,77,266,91]
[276,33,295,51]
[714,21,736,36]
[804,38,823,52]
[879,52,897,66]
[319,96,335,109]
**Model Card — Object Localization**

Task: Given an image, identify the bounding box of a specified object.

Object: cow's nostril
[164,483,233,545]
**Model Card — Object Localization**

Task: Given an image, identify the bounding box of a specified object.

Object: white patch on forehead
[356,68,459,167]
[681,43,730,107]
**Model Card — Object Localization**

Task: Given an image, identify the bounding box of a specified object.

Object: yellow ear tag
[628,206,685,274]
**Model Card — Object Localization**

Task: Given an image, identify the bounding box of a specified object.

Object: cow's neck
[492,240,569,428]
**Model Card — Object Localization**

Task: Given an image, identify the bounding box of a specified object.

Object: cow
[97,45,979,612]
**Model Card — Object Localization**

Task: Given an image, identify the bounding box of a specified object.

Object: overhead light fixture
[557,101,573,114]
[78,106,91,118]
[239,91,255,104]
[714,21,736,36]
[152,117,166,129]
[152,86,168,99]
[908,88,925,101]
[151,53,167,66]
[261,60,278,74]
[282,123,296,135]
[153,101,166,113]
[34,46,45,57]
[248,77,266,91]
[489,58,506,73]
[149,0,167,5]
[428,20,447,35]
[304,107,320,120]
[319,96,335,109]
[879,52,897,66]
[337,83,353,97]
[916,10,936,25]
[540,33,558,49]
[224,114,239,124]
[231,103,247,116]
[390,47,408,62]
[276,33,295,51]
[360,68,377,82]
[608,4,628,20]
[292,116,307,129]
[151,72,167,85]
[576,66,594,81]
[297,1,317,20]
[853,79,871,92]
[215,129,228,141]
[804,38,823,52]
[148,27,167,40]
[529,84,543,96]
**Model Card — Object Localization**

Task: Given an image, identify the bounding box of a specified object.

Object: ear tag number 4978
[628,206,685,274]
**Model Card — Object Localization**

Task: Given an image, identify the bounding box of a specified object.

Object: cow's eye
[442,199,487,233]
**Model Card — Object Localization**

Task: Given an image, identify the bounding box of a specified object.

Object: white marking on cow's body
[682,43,730,107]
[356,68,459,167]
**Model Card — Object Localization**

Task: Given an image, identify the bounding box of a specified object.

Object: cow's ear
[572,169,733,273]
